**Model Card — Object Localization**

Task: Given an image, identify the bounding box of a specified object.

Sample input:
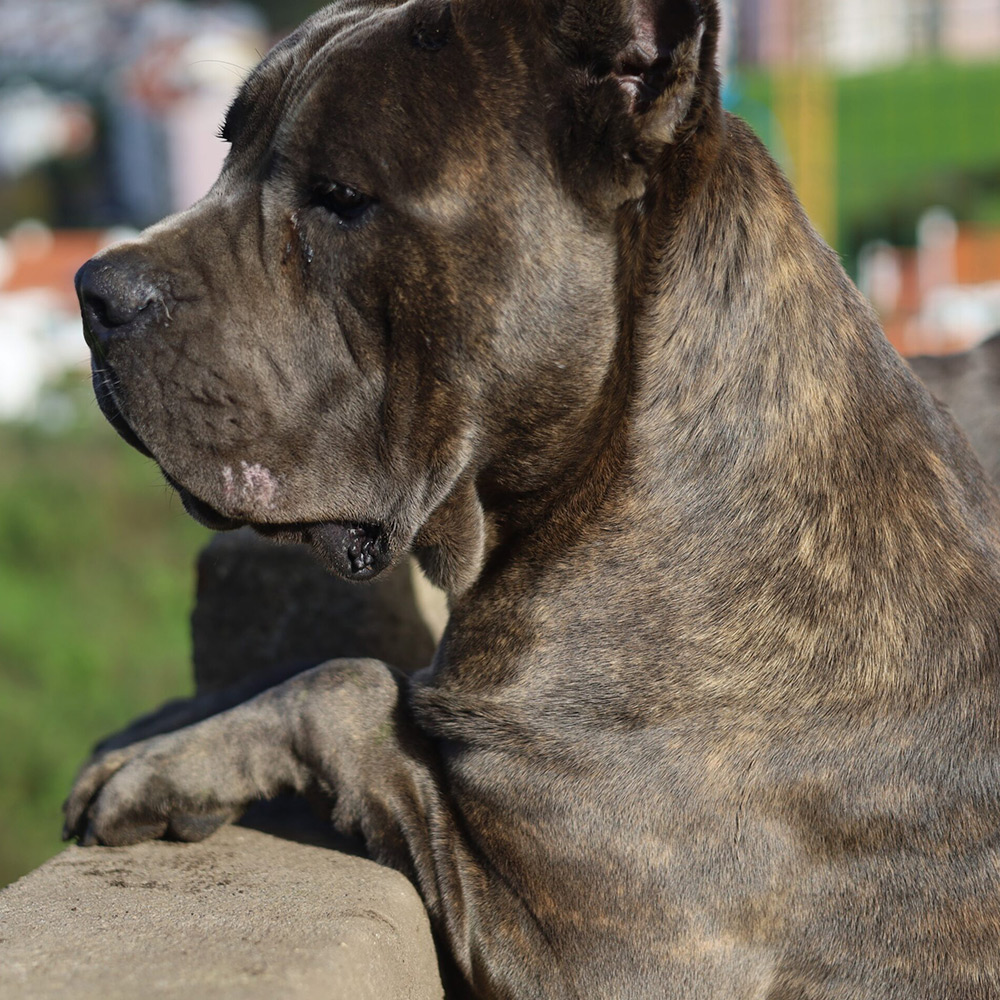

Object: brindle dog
[65,0,1000,996]
[911,332,1000,486]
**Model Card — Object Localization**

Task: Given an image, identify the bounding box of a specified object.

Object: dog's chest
[425,698,1000,997]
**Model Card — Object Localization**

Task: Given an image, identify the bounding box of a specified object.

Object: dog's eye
[311,182,375,224]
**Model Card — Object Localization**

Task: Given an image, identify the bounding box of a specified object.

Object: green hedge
[0,398,208,885]
[730,59,1000,257]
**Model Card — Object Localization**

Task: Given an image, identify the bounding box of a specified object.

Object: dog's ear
[548,0,720,207]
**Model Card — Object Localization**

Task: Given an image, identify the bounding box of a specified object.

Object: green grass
[730,59,1000,257]
[0,391,208,886]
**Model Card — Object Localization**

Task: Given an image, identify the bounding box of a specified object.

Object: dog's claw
[60,798,73,842]
[63,775,95,843]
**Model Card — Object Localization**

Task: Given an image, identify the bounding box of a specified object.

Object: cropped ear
[549,0,720,207]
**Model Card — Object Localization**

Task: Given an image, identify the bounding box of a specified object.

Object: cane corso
[911,332,1000,486]
[66,0,1000,996]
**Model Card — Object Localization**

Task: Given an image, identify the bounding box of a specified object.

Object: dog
[911,331,1000,486]
[65,1,1000,996]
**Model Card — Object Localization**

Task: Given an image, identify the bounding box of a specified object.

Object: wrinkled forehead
[233,0,537,191]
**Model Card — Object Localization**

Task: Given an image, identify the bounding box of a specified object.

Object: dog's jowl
[66,1,1000,996]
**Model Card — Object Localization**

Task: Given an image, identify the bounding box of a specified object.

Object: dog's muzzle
[87,362,389,580]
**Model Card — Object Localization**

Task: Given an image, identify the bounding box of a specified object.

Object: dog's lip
[168,472,390,580]
[167,477,247,531]
[170,477,389,580]
[91,367,246,530]
[165,477,387,572]
[91,363,154,459]
[90,362,391,580]
[91,366,263,532]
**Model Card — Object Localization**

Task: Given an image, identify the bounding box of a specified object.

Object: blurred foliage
[837,61,1000,231]
[253,0,323,32]
[0,385,208,886]
[734,59,1000,262]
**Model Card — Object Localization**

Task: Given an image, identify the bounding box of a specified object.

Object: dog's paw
[62,735,239,847]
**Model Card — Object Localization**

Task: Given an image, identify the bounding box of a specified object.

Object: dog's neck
[426,112,1000,710]
[632,112,898,472]
[629,113,1000,705]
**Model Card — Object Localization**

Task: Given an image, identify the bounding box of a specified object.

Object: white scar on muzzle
[222,461,279,514]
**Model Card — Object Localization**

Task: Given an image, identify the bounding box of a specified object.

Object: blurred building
[860,209,1000,356]
[736,0,1000,68]
[0,223,108,420]
[0,0,267,226]
[0,0,269,421]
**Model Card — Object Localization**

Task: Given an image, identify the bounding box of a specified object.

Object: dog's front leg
[64,659,572,997]
[62,659,441,852]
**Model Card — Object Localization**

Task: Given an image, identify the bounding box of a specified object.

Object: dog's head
[77,0,720,591]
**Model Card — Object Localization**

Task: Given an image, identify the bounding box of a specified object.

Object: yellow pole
[773,67,838,247]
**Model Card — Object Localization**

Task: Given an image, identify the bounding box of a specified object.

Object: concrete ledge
[0,825,444,1000]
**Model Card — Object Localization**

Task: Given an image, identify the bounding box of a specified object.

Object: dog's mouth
[91,364,390,581]
[92,363,155,460]
[173,479,388,578]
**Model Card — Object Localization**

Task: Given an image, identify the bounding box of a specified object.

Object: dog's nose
[76,257,161,351]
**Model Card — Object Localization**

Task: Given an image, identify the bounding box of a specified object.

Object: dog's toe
[62,749,132,842]
[63,733,242,847]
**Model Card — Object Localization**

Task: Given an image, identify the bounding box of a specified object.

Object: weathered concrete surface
[0,825,444,1000]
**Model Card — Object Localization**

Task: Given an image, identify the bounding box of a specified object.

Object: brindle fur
[911,332,1000,486]
[65,1,1000,997]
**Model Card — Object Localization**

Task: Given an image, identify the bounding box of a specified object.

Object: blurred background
[1,0,998,886]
